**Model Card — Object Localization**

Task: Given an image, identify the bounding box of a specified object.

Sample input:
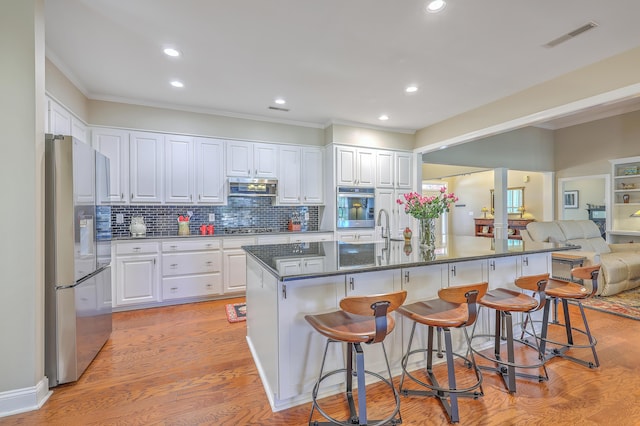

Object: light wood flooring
[4,297,640,425]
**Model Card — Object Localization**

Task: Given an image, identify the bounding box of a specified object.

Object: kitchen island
[243,236,573,412]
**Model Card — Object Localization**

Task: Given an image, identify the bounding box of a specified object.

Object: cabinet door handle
[206,283,212,288]
[170,245,178,250]
[490,260,495,270]
[205,243,213,248]
[121,193,124,200]
[190,194,192,200]
[523,257,529,266]
[282,284,287,299]
[170,263,178,269]
[349,277,355,290]
[199,194,202,200]
[132,247,141,252]
[451,265,456,276]
[206,261,213,266]
[404,271,410,283]
[131,193,134,199]
[170,287,178,291]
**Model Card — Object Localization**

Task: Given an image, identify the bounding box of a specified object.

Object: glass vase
[419,218,436,252]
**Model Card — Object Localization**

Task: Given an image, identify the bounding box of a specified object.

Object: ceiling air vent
[268,106,289,112]
[543,21,598,48]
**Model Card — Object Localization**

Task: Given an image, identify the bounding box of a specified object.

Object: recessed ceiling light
[405,85,418,93]
[274,98,286,105]
[163,47,181,57]
[170,80,184,88]
[426,0,446,13]
[378,115,389,121]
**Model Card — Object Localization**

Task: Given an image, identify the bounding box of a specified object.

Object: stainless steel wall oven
[336,187,376,229]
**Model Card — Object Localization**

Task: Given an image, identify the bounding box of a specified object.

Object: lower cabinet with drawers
[112,232,334,310]
[161,239,223,301]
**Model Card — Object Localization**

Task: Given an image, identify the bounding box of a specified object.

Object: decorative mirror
[491,187,525,214]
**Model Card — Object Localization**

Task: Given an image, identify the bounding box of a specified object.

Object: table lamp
[518,206,526,218]
[481,207,489,218]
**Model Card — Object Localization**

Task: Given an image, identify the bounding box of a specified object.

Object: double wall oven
[336,186,376,229]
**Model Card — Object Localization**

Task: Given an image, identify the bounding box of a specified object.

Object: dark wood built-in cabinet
[474,218,535,240]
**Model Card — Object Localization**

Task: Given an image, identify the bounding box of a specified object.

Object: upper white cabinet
[226,140,278,178]
[195,137,225,204]
[395,152,413,189]
[336,146,375,187]
[71,117,88,145]
[92,128,130,204]
[278,145,302,204]
[278,145,324,205]
[376,150,413,189]
[164,134,194,204]
[301,147,324,204]
[48,98,72,136]
[130,131,163,204]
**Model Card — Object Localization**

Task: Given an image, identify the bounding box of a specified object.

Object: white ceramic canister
[130,216,147,237]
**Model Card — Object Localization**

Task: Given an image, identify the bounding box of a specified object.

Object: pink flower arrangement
[396,187,458,220]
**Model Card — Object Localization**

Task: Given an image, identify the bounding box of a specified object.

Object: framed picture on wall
[563,190,579,209]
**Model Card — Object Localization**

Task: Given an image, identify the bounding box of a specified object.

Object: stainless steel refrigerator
[45,134,112,386]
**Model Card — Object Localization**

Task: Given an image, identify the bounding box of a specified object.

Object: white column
[493,168,508,240]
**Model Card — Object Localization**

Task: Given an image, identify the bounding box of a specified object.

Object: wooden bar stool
[397,282,488,424]
[470,274,548,394]
[536,265,601,368]
[304,290,407,426]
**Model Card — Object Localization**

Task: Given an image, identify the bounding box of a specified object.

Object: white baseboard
[0,377,52,418]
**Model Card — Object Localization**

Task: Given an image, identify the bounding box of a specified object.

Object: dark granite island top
[242,235,574,282]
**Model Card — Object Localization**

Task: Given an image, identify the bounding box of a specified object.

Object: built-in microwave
[336,187,376,229]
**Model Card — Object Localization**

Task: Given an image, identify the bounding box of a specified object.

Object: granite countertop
[113,229,333,241]
[243,236,575,282]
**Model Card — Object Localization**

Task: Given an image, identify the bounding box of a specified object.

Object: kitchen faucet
[377,208,390,241]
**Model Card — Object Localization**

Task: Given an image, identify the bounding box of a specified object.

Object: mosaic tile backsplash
[111,197,319,237]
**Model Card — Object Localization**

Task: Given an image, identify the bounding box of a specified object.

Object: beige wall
[555,109,640,178]
[88,100,326,146]
[415,46,640,151]
[45,58,89,122]
[443,170,545,237]
[327,124,415,151]
[0,0,46,396]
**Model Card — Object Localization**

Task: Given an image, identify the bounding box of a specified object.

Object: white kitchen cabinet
[195,137,225,204]
[276,256,326,275]
[71,117,88,145]
[278,146,324,205]
[276,274,343,400]
[92,127,130,204]
[164,134,194,204]
[48,98,72,136]
[130,131,163,203]
[446,259,485,286]
[114,241,160,307]
[301,147,324,204]
[278,145,302,204]
[223,236,256,294]
[226,140,278,178]
[289,232,333,243]
[336,146,375,187]
[395,152,413,189]
[376,188,415,240]
[161,239,222,300]
[376,150,395,188]
[335,230,375,242]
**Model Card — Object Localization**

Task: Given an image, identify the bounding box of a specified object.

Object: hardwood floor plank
[3,297,640,425]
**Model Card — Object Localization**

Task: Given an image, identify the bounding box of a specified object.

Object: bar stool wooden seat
[397,282,488,424]
[304,290,407,426]
[537,265,601,368]
[470,274,549,394]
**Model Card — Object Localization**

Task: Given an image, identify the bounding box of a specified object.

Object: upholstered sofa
[520,220,640,296]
